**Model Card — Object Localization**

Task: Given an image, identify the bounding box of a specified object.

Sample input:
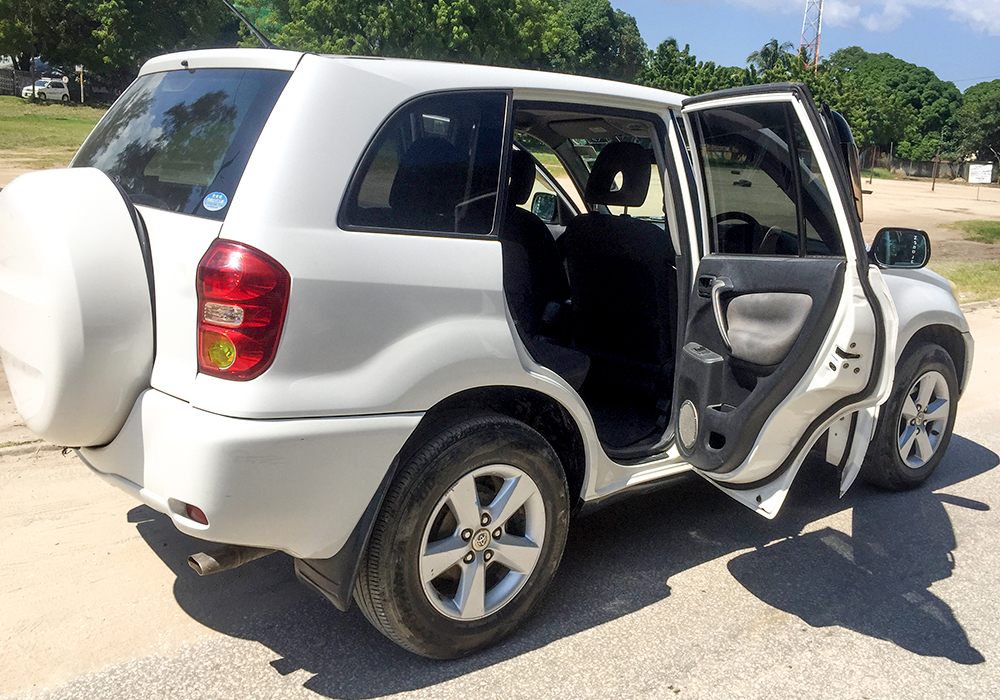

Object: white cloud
[944,0,1000,34]
[860,2,911,31]
[703,0,1000,36]
[823,1,862,27]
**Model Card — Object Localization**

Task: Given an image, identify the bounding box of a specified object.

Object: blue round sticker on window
[203,191,229,212]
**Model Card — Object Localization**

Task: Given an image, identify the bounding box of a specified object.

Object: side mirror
[870,227,931,268]
[531,192,557,223]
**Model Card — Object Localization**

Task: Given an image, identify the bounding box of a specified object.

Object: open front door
[676,84,897,518]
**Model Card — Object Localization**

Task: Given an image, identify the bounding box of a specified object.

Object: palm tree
[746,38,795,72]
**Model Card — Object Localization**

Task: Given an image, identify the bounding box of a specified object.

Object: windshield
[73,68,290,220]
[34,80,47,87]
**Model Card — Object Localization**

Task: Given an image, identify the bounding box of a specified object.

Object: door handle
[711,277,734,349]
[697,275,716,298]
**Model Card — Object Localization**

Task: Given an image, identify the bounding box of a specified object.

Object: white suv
[21,77,70,101]
[0,49,973,659]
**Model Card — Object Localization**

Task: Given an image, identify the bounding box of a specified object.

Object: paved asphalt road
[4,397,999,699]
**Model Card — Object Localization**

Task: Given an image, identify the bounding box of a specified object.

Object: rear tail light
[197,240,290,380]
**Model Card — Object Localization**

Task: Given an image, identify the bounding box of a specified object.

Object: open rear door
[676,84,897,517]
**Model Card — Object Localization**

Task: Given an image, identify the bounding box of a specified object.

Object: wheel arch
[294,384,588,612]
[396,386,588,510]
[898,324,968,393]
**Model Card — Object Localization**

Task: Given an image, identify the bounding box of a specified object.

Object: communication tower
[799,0,824,71]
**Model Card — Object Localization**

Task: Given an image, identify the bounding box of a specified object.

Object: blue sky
[614,0,1000,91]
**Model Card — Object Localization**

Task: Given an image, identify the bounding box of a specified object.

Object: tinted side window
[342,92,507,235]
[691,102,842,257]
[74,69,290,221]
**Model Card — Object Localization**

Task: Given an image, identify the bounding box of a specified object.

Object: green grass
[527,150,568,178]
[0,96,105,150]
[865,167,894,180]
[946,219,1000,244]
[0,97,105,151]
[928,260,1000,304]
[0,96,106,170]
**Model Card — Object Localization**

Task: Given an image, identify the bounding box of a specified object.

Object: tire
[38,92,47,101]
[354,414,570,659]
[61,94,70,102]
[862,343,958,490]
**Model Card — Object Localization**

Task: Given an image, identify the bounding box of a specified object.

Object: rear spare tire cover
[0,168,153,447]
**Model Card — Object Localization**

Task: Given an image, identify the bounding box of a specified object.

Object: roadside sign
[75,65,83,72]
[969,163,993,184]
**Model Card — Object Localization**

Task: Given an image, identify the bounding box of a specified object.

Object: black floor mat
[585,399,662,450]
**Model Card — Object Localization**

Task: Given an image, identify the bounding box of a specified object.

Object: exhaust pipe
[188,545,275,576]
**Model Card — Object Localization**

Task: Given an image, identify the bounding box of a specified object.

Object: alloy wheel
[897,369,950,469]
[418,464,545,620]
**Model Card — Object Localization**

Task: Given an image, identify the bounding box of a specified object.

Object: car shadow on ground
[129,432,997,698]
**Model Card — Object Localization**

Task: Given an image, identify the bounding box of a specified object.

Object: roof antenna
[220,0,278,50]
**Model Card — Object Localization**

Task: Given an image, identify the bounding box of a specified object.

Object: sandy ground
[0,165,998,696]
[859,178,1000,258]
[0,149,76,187]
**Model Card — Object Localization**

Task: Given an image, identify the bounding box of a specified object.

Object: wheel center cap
[471,529,491,552]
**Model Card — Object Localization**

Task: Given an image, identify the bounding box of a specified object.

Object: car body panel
[77,388,422,559]
[882,266,973,393]
[141,208,222,401]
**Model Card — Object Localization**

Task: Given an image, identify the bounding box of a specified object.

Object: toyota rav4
[0,48,973,659]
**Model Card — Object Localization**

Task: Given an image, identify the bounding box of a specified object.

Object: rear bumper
[77,388,421,559]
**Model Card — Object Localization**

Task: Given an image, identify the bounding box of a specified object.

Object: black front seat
[559,141,677,397]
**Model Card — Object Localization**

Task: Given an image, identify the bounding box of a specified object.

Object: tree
[833,49,960,156]
[955,79,1000,163]
[826,46,868,73]
[639,37,749,95]
[0,1,235,94]
[243,0,562,68]
[87,1,232,74]
[0,0,90,71]
[549,0,646,82]
[746,38,794,72]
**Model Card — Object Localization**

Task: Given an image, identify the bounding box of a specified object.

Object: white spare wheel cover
[0,168,153,447]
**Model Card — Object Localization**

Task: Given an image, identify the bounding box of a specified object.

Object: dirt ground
[0,163,999,697]
[859,178,1000,258]
[0,149,77,186]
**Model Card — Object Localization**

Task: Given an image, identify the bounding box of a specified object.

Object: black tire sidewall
[366,416,570,658]
[867,344,958,489]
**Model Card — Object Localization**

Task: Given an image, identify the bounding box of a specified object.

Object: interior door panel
[726,292,813,366]
[674,255,845,474]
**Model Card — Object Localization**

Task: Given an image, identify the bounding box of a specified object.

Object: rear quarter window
[340,91,507,236]
[73,68,290,221]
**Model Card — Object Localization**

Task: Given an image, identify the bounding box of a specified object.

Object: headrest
[584,141,651,208]
[389,137,468,216]
[509,150,536,206]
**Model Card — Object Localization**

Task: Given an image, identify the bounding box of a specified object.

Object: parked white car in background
[21,77,70,101]
[0,48,973,659]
